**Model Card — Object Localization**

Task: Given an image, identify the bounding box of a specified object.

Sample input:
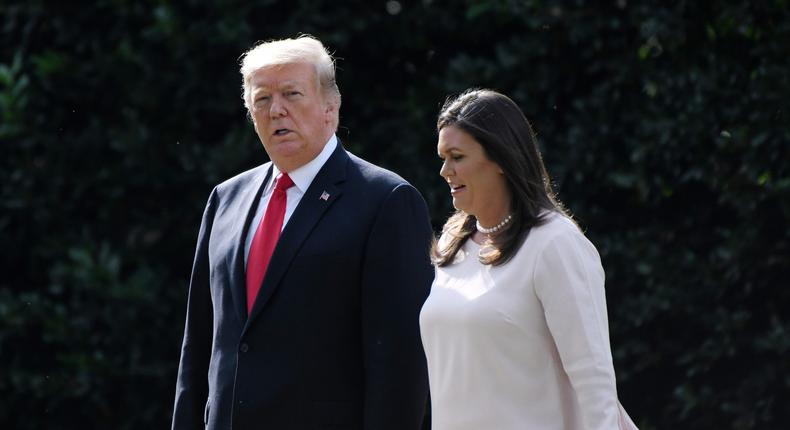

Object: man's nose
[269,96,287,118]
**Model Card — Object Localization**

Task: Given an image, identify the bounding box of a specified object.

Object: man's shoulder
[214,162,270,195]
[346,151,410,190]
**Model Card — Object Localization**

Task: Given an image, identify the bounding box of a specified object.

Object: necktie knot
[275,172,294,192]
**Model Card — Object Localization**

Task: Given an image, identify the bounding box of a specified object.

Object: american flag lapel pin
[320,191,330,201]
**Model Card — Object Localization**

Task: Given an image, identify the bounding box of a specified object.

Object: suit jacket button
[239,343,249,353]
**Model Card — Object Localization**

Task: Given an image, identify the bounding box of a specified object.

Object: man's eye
[452,155,464,161]
[286,91,301,97]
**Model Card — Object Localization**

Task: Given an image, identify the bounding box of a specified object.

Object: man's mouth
[273,128,292,136]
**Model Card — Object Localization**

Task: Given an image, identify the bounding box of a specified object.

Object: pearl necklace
[476,214,513,234]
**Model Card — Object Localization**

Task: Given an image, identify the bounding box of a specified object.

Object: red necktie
[246,172,294,313]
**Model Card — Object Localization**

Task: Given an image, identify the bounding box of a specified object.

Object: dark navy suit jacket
[172,142,434,430]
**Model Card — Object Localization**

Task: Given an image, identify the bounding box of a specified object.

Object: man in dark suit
[171,35,434,430]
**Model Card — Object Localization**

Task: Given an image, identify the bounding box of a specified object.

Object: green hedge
[2,1,788,428]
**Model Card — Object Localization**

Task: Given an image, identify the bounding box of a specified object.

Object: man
[171,35,434,430]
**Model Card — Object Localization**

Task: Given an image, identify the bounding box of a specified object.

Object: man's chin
[269,142,323,172]
[265,139,303,156]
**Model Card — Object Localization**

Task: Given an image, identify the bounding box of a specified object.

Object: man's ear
[327,96,339,112]
[324,99,338,122]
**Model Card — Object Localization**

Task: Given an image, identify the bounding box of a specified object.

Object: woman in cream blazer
[420,89,637,430]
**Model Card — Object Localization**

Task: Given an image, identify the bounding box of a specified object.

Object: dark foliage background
[2,0,788,429]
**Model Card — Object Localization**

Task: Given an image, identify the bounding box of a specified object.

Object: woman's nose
[439,160,451,178]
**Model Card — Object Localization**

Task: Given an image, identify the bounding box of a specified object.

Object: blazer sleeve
[172,189,217,430]
[533,229,621,430]
[360,183,434,430]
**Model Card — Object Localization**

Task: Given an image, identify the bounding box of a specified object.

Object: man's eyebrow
[280,81,305,89]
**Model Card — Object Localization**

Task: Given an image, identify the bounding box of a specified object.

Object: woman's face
[437,125,510,222]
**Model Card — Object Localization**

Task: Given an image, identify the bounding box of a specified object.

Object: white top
[244,135,338,264]
[420,212,621,430]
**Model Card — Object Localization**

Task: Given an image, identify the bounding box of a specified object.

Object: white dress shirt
[420,212,622,430]
[244,135,338,265]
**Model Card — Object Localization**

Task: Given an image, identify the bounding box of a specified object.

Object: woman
[420,89,636,430]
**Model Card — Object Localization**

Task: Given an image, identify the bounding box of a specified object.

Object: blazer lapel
[245,144,349,327]
[230,164,274,325]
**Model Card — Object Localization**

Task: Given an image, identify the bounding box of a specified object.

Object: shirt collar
[271,134,337,193]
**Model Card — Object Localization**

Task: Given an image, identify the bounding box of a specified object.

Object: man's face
[249,62,336,172]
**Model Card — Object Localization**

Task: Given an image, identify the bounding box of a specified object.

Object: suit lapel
[245,144,349,328]
[230,164,274,325]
